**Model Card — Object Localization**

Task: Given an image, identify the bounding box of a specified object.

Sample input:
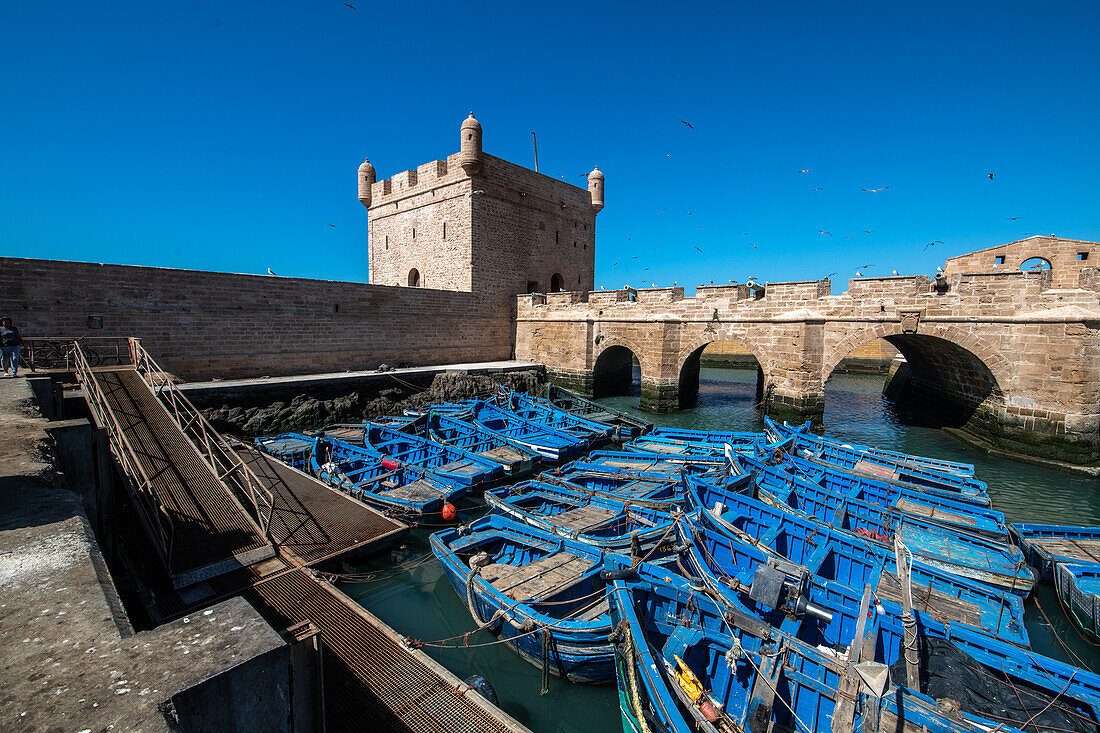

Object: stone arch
[674,329,774,410]
[550,273,565,292]
[822,322,1014,428]
[1019,256,1052,272]
[407,268,421,287]
[591,341,642,399]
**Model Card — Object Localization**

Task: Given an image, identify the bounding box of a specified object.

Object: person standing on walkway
[1,318,24,377]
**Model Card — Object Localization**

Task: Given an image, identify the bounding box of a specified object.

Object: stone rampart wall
[3,258,512,380]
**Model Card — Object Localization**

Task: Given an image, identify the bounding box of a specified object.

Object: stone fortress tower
[358,114,603,303]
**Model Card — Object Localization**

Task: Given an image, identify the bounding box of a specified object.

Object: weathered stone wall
[944,235,1098,289]
[2,258,512,380]
[516,260,1100,464]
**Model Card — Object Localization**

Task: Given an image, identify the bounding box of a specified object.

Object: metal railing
[72,342,175,567]
[23,337,133,372]
[127,338,275,539]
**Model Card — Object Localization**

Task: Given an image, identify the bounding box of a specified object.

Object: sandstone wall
[3,258,512,380]
[944,235,1098,289]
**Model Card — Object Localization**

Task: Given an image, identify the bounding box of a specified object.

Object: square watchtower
[358,115,603,303]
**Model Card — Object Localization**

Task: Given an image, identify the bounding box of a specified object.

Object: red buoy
[441,503,457,521]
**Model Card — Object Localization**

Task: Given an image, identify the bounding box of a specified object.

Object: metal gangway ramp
[76,339,275,588]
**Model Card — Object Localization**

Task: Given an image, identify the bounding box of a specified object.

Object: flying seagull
[329,224,336,227]
[799,169,811,174]
[681,120,694,129]
[859,264,874,269]
[749,243,758,249]
[861,186,890,193]
[1006,217,1018,221]
[988,173,996,181]
[811,187,823,191]
[864,230,873,234]
[344,2,355,7]
[818,230,832,236]
[826,272,837,278]
[694,246,703,252]
[924,240,944,251]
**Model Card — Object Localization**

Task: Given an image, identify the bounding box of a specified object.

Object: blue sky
[3,1,1098,291]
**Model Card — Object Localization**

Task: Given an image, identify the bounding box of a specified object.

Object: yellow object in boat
[673,655,705,702]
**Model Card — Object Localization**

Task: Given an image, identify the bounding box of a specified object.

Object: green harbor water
[340,367,1100,732]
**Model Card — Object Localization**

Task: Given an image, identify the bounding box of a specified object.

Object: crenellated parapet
[516,249,1100,467]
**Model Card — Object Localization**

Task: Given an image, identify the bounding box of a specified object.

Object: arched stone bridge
[515,246,1100,466]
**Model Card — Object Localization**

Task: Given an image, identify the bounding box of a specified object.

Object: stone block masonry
[516,247,1100,466]
[2,257,513,380]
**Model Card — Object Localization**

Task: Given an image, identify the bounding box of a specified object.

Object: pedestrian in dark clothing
[1,318,24,377]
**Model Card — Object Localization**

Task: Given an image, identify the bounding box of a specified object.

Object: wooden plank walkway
[236,446,408,566]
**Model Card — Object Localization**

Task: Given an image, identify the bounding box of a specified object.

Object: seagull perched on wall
[892,269,900,275]
[855,270,863,277]
[267,267,277,275]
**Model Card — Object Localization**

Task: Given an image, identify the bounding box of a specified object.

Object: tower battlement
[358,116,603,299]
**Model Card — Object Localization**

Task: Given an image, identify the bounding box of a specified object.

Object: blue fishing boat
[581,449,725,478]
[625,433,769,457]
[684,472,1028,644]
[648,425,770,445]
[1012,523,1100,580]
[678,505,1028,647]
[254,432,314,471]
[431,515,614,683]
[737,457,1030,595]
[310,437,464,519]
[606,563,981,733]
[769,449,1003,533]
[484,480,687,558]
[541,383,652,439]
[765,416,977,477]
[447,400,590,461]
[1055,562,1100,642]
[499,387,614,442]
[423,411,540,475]
[363,423,503,487]
[539,466,685,504]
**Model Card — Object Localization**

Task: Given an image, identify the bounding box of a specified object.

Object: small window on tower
[412,228,416,239]
[333,304,340,313]
[539,221,545,230]
[1079,252,1089,261]
[555,231,559,243]
[442,222,447,240]
[577,276,582,284]
[385,235,389,250]
[995,255,1006,265]
[551,273,564,292]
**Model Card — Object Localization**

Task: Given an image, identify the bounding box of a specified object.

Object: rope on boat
[609,620,652,733]
[540,627,552,696]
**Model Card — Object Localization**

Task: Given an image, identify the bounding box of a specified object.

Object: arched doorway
[550,273,565,292]
[593,345,640,399]
[678,340,764,410]
[408,268,421,287]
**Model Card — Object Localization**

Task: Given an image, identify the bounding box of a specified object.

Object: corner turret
[459,113,483,175]
[357,158,376,207]
[587,166,604,214]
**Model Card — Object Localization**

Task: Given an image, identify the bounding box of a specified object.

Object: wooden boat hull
[431,516,614,683]
[1055,562,1100,643]
[1012,523,1100,581]
[542,383,652,439]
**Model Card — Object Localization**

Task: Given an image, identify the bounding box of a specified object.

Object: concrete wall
[2,257,512,380]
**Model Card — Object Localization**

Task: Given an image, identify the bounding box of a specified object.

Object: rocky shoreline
[201,369,545,437]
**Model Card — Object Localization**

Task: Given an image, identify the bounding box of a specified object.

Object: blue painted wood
[499,388,614,441]
[1056,562,1100,643]
[437,400,591,461]
[254,432,313,471]
[765,416,977,477]
[309,436,464,519]
[431,515,615,683]
[425,412,541,475]
[683,472,1029,644]
[484,479,688,558]
[1011,523,1100,581]
[542,383,652,439]
[364,422,503,487]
